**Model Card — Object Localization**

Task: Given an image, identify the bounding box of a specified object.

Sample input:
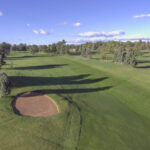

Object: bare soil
[12,92,59,117]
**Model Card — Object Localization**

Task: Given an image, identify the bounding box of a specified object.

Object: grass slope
[0,52,150,150]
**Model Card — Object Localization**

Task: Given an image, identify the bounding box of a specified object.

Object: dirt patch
[12,92,59,117]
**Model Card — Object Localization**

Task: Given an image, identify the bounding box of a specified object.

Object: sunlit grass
[0,51,150,150]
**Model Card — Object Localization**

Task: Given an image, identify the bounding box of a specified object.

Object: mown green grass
[0,51,150,150]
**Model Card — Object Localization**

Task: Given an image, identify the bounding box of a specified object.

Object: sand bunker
[12,92,59,117]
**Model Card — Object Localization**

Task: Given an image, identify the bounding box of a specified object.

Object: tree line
[0,40,150,68]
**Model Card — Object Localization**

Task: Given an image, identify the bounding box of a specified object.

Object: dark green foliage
[56,40,66,55]
[49,44,57,55]
[0,54,6,68]
[0,73,11,97]
[79,42,93,58]
[0,42,11,55]
[114,46,138,67]
[114,46,126,63]
[124,49,137,67]
[11,44,27,51]
[39,45,48,53]
[28,45,39,54]
[18,44,27,51]
[0,42,11,68]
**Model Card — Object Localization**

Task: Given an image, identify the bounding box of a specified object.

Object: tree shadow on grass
[36,86,112,95]
[12,86,112,99]
[136,65,150,69]
[136,60,150,69]
[11,74,112,109]
[137,60,150,64]
[7,55,49,60]
[8,64,68,70]
[141,51,150,55]
[10,74,109,87]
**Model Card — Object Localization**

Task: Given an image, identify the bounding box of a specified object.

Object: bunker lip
[12,92,59,117]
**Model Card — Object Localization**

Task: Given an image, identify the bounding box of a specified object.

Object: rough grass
[0,51,150,150]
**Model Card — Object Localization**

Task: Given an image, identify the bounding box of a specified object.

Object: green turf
[0,51,150,150]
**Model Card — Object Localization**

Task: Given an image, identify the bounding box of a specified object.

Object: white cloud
[133,14,150,18]
[68,35,150,44]
[78,32,101,37]
[67,37,106,44]
[26,24,30,27]
[0,11,3,16]
[33,30,39,35]
[33,29,54,35]
[73,22,82,27]
[78,30,125,37]
[114,35,150,41]
[40,29,49,35]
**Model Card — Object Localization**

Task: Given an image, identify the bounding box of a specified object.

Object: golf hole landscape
[1,1,150,150]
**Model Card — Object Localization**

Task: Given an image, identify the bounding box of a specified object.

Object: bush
[114,47,126,63]
[114,47,138,67]
[0,73,11,97]
[0,54,6,68]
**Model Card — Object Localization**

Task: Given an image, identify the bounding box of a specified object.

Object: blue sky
[1,0,150,44]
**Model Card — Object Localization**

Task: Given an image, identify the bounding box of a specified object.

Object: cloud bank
[33,30,39,35]
[78,30,125,37]
[33,29,54,35]
[68,35,150,44]
[133,14,150,18]
[73,22,82,27]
